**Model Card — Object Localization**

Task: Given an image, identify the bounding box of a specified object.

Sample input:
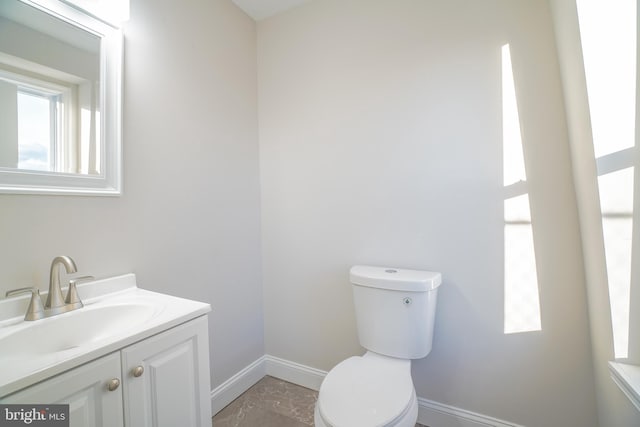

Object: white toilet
[314,265,442,427]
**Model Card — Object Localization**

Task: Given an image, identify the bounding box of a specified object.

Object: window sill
[609,362,640,411]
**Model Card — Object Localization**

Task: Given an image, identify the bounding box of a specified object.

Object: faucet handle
[65,276,94,308]
[5,287,45,321]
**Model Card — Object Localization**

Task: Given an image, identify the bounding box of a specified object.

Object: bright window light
[599,169,634,359]
[577,0,636,359]
[577,0,636,158]
[502,44,542,334]
[504,196,541,334]
[17,91,53,171]
[502,45,527,187]
[80,107,91,174]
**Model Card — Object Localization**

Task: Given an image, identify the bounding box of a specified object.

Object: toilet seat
[316,352,416,427]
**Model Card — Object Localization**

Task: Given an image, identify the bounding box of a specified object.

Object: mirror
[0,0,122,195]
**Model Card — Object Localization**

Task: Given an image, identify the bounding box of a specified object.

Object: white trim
[210,355,524,426]
[609,362,640,412]
[263,354,326,391]
[417,398,524,427]
[210,356,266,416]
[58,0,129,27]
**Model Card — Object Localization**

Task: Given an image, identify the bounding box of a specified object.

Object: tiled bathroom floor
[212,375,427,427]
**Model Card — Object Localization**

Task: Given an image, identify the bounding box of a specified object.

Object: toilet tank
[350,265,442,359]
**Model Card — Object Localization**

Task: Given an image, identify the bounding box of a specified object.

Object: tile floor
[212,375,427,427]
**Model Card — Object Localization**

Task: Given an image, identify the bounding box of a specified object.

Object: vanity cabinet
[1,316,211,427]
[121,316,211,427]
[1,353,124,427]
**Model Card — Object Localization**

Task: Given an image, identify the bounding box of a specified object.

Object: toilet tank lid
[350,265,442,292]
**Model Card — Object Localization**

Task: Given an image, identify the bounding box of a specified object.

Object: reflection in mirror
[0,1,100,174]
[0,0,122,195]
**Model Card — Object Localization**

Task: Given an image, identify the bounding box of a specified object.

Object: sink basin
[0,302,159,360]
[0,273,210,397]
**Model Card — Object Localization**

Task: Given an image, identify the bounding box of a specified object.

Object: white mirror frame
[0,0,122,196]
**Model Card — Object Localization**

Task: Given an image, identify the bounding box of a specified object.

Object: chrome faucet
[5,256,93,321]
[46,256,78,315]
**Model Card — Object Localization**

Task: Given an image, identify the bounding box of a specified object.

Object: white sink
[0,302,159,359]
[0,274,210,397]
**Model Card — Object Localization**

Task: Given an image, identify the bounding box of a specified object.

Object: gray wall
[0,0,264,390]
[257,0,597,425]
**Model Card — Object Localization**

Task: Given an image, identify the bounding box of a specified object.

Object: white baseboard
[210,354,325,416]
[417,398,524,427]
[210,356,266,416]
[211,354,523,427]
[263,354,326,391]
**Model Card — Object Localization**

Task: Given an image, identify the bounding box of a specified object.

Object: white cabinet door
[1,352,124,427]
[121,316,211,427]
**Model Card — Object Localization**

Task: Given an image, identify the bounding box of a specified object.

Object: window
[577,0,636,360]
[17,88,61,172]
[0,63,80,175]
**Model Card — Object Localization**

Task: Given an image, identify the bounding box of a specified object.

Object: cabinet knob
[107,378,121,391]
[132,366,144,378]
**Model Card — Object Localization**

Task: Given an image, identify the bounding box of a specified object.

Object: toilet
[314,265,442,427]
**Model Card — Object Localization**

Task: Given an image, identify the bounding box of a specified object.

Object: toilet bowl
[314,265,441,427]
[314,352,418,427]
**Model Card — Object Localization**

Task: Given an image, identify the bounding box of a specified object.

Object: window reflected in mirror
[0,0,101,176]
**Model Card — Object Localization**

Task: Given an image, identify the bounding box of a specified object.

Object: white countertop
[0,274,210,397]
